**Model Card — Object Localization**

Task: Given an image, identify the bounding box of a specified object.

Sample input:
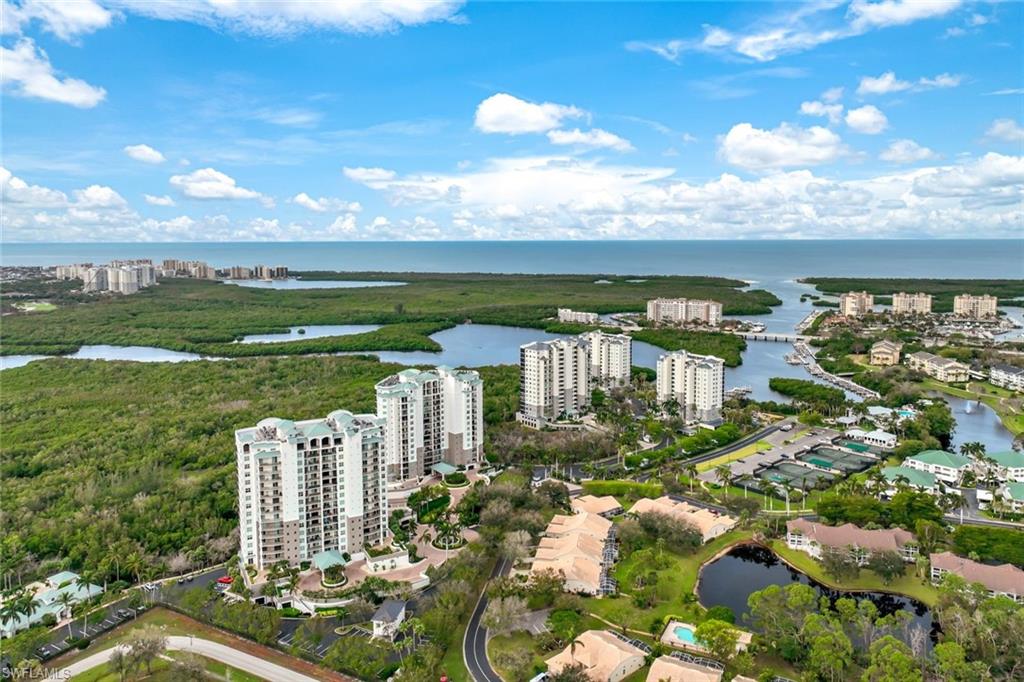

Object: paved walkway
[54,636,321,682]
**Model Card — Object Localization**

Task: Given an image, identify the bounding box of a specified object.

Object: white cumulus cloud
[547,128,634,152]
[799,100,844,125]
[880,139,938,163]
[848,0,963,31]
[985,119,1024,143]
[845,105,888,134]
[719,123,846,169]
[169,168,263,200]
[857,71,911,96]
[343,167,397,184]
[291,192,362,212]
[1,0,114,42]
[123,144,166,164]
[0,38,106,107]
[144,194,176,206]
[474,93,584,135]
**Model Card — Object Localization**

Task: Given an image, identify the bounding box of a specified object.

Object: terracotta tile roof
[572,494,623,516]
[930,552,1024,596]
[547,630,644,680]
[787,518,915,552]
[646,655,723,682]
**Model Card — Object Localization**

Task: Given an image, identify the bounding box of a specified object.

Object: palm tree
[57,591,75,639]
[714,464,731,495]
[124,552,144,586]
[684,463,698,492]
[1,597,22,633]
[568,636,586,664]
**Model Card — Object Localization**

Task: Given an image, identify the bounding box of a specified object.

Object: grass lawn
[71,657,175,681]
[768,540,939,606]
[51,608,345,682]
[696,440,773,473]
[582,530,753,633]
[71,652,267,682]
[16,301,57,312]
[493,470,529,487]
[488,631,547,681]
[924,380,1024,435]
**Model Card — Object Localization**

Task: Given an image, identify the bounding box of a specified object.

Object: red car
[216,576,233,584]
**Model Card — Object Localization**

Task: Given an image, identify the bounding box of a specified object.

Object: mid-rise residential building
[646,298,723,326]
[235,411,388,570]
[252,264,289,280]
[904,449,972,485]
[891,292,933,315]
[189,262,216,280]
[557,308,599,324]
[930,552,1023,603]
[953,294,998,319]
[869,340,903,366]
[517,337,591,428]
[54,263,94,280]
[786,518,918,564]
[629,496,737,543]
[656,350,725,423]
[74,263,155,295]
[839,291,874,317]
[581,331,632,388]
[229,266,253,279]
[907,351,970,383]
[881,466,939,495]
[374,366,483,482]
[983,450,1024,483]
[990,364,1024,392]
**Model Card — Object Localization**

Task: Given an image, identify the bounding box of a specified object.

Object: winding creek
[698,544,938,648]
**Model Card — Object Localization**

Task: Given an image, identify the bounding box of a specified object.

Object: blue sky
[1,0,1022,241]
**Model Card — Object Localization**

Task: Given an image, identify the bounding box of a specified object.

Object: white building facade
[581,331,632,389]
[646,298,723,326]
[953,294,998,318]
[891,292,933,315]
[517,338,591,428]
[655,350,725,423]
[235,411,388,570]
[375,366,484,482]
[839,291,874,317]
[557,308,599,324]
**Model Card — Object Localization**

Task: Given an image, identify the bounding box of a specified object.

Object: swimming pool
[673,625,697,644]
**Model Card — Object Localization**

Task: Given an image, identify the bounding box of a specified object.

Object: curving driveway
[55,635,320,682]
[463,556,512,682]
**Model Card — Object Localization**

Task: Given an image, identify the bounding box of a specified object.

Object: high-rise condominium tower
[517,337,591,428]
[375,366,484,482]
[656,350,725,423]
[235,411,387,570]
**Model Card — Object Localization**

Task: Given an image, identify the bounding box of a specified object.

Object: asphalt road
[462,556,512,682]
[54,635,321,682]
[682,420,785,467]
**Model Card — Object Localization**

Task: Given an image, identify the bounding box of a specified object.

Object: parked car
[216,576,233,584]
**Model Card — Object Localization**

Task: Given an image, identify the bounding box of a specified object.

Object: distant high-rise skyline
[1,1,1021,242]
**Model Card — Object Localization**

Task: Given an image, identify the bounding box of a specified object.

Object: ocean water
[3,240,1021,280]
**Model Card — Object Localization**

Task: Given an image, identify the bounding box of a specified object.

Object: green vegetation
[802,277,1024,310]
[697,440,772,473]
[768,377,847,411]
[0,356,516,580]
[629,328,747,366]
[769,540,939,606]
[952,525,1024,566]
[2,274,778,356]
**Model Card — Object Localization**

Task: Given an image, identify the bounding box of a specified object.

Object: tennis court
[797,447,875,473]
[756,461,836,490]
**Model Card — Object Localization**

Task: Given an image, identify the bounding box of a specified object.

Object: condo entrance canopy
[432,462,457,476]
[312,549,346,571]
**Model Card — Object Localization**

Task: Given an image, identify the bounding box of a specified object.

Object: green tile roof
[312,549,346,571]
[1003,482,1024,502]
[988,451,1024,469]
[432,462,457,475]
[882,466,937,489]
[907,450,970,469]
